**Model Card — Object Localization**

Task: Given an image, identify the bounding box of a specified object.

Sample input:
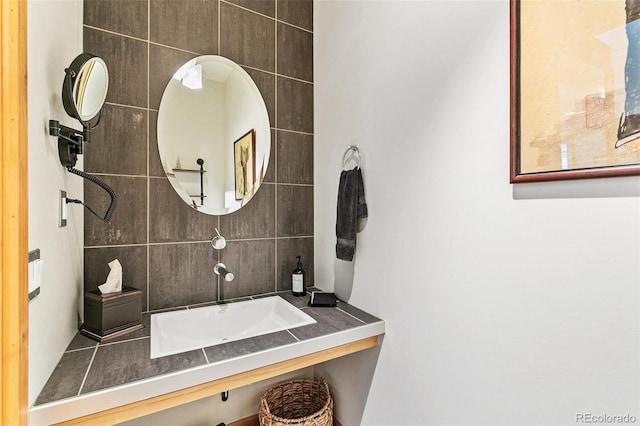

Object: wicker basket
[258,379,333,426]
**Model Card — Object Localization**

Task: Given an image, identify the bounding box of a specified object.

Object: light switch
[60,190,67,227]
[32,259,44,291]
[28,262,35,291]
[28,249,41,301]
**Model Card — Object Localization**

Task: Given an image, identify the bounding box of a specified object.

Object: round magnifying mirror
[62,53,109,123]
[157,55,271,215]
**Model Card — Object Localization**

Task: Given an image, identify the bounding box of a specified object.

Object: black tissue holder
[80,287,143,342]
[308,291,338,307]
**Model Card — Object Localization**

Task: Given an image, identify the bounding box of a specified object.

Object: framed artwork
[511,0,640,182]
[233,129,256,200]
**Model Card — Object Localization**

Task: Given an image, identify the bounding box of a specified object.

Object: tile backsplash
[82,0,314,311]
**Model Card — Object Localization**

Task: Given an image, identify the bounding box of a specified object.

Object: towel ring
[341,145,361,169]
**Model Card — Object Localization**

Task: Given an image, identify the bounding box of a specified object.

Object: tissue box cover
[81,287,143,342]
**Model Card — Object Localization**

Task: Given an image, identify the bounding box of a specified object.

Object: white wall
[27,0,84,407]
[314,1,640,425]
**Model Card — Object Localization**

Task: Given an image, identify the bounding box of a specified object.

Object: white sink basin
[150,296,316,358]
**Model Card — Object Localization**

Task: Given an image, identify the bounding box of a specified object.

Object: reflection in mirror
[74,59,108,121]
[157,55,271,215]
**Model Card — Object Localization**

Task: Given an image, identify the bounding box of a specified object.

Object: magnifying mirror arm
[49,120,85,146]
[49,120,94,168]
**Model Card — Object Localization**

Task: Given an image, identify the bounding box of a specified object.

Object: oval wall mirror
[157,55,271,215]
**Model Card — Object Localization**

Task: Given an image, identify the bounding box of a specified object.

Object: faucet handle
[211,228,226,250]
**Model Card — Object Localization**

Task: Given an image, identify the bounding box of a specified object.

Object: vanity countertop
[30,292,385,425]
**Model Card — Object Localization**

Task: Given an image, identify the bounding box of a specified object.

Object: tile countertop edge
[29,320,385,426]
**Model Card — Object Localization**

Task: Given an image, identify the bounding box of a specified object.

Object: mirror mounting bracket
[48,119,91,168]
[48,53,116,224]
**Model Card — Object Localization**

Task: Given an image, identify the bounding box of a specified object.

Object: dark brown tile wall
[83,0,314,311]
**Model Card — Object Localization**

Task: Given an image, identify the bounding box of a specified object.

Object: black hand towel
[336,167,368,261]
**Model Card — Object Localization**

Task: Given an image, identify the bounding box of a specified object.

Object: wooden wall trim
[54,336,379,425]
[1,0,29,425]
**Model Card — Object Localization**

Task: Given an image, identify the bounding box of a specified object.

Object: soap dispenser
[292,255,306,297]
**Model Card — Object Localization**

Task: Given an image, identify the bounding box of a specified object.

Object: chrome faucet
[214,263,234,282]
[214,262,234,302]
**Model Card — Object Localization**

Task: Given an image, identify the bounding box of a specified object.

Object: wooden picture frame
[511,0,640,182]
[233,129,256,200]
